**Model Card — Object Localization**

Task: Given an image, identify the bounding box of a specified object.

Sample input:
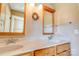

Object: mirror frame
[0,3,26,36]
[43,4,55,35]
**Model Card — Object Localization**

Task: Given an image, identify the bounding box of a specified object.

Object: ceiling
[9,3,24,12]
[9,3,79,13]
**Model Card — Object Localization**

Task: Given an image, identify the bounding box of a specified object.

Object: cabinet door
[34,48,48,56]
[47,46,55,56]
[34,47,56,56]
[56,43,70,54]
[57,50,71,56]
[17,51,34,56]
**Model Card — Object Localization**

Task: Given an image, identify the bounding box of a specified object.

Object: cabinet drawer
[34,48,48,56]
[17,51,34,56]
[56,43,70,53]
[47,46,55,56]
[57,50,71,56]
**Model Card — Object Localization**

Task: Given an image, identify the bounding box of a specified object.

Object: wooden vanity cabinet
[34,43,70,56]
[16,43,71,56]
[34,46,55,56]
[46,46,56,56]
[56,43,71,56]
[34,48,48,56]
[56,43,70,54]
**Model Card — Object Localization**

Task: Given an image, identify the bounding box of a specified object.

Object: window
[11,15,24,32]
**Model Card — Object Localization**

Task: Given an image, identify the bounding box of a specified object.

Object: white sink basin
[0,44,23,53]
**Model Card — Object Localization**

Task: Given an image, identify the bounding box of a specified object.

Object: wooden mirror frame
[0,3,26,36]
[43,4,55,35]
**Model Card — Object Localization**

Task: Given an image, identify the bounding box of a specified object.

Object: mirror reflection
[44,10,53,33]
[43,5,55,35]
[0,3,24,32]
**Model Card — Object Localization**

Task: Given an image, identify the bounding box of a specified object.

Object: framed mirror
[43,5,55,35]
[0,3,26,36]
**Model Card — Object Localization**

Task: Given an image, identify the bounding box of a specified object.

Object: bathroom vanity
[16,42,71,56]
[0,39,71,56]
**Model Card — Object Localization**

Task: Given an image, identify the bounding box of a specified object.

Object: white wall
[25,4,43,40]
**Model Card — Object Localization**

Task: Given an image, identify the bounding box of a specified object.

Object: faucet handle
[48,35,53,40]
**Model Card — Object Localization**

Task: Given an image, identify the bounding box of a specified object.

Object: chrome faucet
[48,35,53,40]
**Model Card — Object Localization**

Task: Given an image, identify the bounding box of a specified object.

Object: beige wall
[26,4,43,37]
[54,3,79,25]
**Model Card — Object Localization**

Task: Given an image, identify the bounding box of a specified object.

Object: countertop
[0,39,70,56]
